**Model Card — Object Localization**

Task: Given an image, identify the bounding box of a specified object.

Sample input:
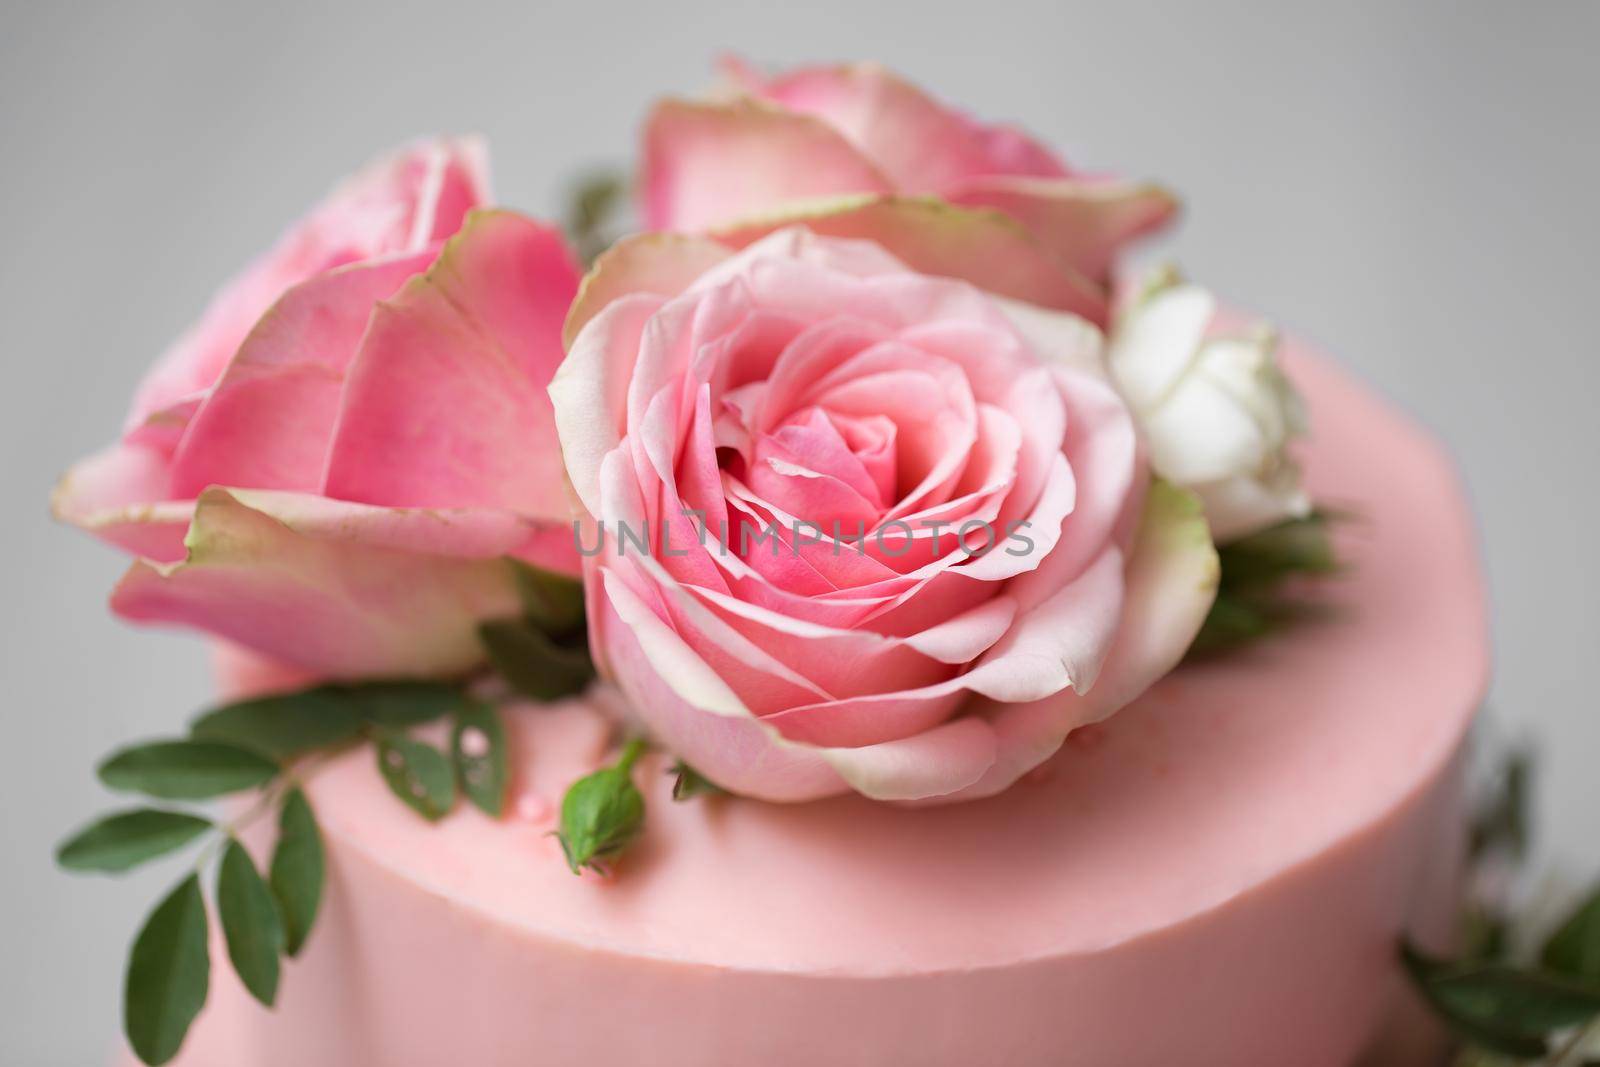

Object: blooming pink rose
[551,228,1218,802]
[641,58,1177,317]
[55,140,582,677]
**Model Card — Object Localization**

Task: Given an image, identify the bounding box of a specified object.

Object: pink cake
[123,342,1486,1066]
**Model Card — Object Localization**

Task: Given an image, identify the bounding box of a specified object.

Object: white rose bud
[1109,275,1311,543]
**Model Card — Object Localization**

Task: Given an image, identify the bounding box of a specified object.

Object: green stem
[616,738,647,774]
[190,751,335,874]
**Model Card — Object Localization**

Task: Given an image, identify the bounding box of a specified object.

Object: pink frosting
[132,341,1485,1066]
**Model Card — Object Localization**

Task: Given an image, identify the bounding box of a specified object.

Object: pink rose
[55,140,582,677]
[641,58,1177,315]
[551,228,1218,802]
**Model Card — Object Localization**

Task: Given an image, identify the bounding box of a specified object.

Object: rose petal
[603,562,998,803]
[1193,469,1312,544]
[991,298,1107,380]
[950,176,1179,283]
[958,545,1125,702]
[168,252,432,498]
[324,211,580,520]
[551,294,667,519]
[598,567,847,801]
[713,196,1107,323]
[762,686,965,748]
[563,233,732,350]
[641,97,894,232]
[125,137,489,438]
[1053,481,1219,717]
[724,59,1069,192]
[191,488,552,558]
[1109,283,1215,412]
[111,488,525,677]
[52,443,191,562]
[1030,368,1142,582]
[820,715,998,801]
[938,480,1219,801]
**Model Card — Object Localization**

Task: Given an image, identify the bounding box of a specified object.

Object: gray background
[2,2,1596,1062]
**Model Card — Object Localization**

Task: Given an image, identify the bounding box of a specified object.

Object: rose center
[738,405,900,534]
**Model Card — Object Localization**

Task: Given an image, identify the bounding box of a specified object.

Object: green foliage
[452,701,509,817]
[1471,748,1532,863]
[56,809,212,873]
[337,681,468,729]
[374,733,457,821]
[563,169,627,266]
[669,760,725,802]
[124,875,209,1066]
[480,618,595,701]
[190,689,364,759]
[71,619,606,1063]
[1543,884,1600,984]
[511,561,586,635]
[68,678,483,1063]
[216,839,284,1007]
[1404,750,1600,1063]
[1187,512,1339,659]
[269,787,323,958]
[99,740,278,800]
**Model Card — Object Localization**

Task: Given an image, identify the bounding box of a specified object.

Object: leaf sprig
[58,750,318,1066]
[59,547,595,1064]
[1403,888,1600,1063]
[1186,511,1341,659]
[57,680,512,1066]
[1405,747,1600,1065]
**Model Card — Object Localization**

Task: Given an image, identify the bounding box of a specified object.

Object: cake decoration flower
[1109,270,1312,542]
[550,226,1219,803]
[56,137,491,563]
[54,142,584,677]
[642,57,1177,300]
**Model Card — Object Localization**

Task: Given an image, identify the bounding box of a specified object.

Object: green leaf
[269,787,323,957]
[451,702,509,817]
[216,839,284,1007]
[1187,591,1273,657]
[57,809,212,874]
[1459,902,1512,963]
[100,740,279,800]
[1470,748,1532,862]
[563,169,626,266]
[190,687,364,760]
[480,618,595,702]
[1544,883,1600,982]
[343,681,465,729]
[1184,512,1343,662]
[375,734,456,820]
[669,760,725,802]
[510,560,586,635]
[1427,965,1600,1032]
[1215,511,1340,589]
[557,740,646,874]
[1401,942,1600,1057]
[567,170,624,234]
[125,874,209,1066]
